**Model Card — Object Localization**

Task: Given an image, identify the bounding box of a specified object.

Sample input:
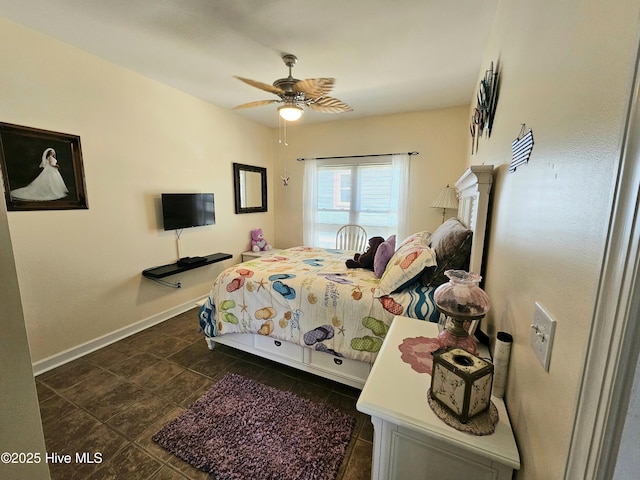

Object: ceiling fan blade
[293,78,335,98]
[308,96,353,113]
[234,76,284,96]
[233,99,280,110]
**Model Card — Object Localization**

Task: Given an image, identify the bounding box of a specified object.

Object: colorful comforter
[198,247,439,363]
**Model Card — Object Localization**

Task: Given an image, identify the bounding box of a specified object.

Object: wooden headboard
[455,164,494,277]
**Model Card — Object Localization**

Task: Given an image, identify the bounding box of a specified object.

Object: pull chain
[279,115,290,186]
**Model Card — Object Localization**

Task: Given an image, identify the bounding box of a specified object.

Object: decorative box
[430,347,494,424]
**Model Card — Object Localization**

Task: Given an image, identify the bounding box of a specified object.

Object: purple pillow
[374,235,396,278]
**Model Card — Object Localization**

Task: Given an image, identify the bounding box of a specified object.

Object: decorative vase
[434,270,491,355]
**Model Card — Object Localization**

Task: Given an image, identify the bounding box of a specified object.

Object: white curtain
[303,153,411,247]
[392,153,410,242]
[302,159,319,246]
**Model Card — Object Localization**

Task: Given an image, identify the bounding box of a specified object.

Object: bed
[198,165,493,388]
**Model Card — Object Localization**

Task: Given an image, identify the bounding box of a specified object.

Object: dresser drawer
[254,335,304,363]
[223,333,255,347]
[308,348,371,382]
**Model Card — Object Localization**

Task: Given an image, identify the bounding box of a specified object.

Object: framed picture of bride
[0,122,88,211]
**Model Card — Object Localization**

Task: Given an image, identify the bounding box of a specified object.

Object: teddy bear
[345,236,385,270]
[251,228,272,252]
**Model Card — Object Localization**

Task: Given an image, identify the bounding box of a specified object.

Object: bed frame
[204,165,494,389]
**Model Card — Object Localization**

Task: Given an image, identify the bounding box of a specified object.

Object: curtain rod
[296,151,419,161]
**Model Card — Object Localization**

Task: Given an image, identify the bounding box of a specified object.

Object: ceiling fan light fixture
[234,55,351,119]
[278,104,304,121]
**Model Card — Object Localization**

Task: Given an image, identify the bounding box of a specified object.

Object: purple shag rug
[152,373,356,480]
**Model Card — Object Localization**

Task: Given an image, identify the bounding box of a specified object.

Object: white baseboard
[32,297,207,376]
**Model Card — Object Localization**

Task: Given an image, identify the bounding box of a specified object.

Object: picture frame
[0,122,88,211]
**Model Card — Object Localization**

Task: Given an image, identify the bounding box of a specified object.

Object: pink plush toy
[251,228,272,252]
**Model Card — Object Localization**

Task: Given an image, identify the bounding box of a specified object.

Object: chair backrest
[336,224,368,252]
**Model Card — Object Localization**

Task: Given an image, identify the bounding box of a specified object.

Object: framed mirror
[233,163,267,214]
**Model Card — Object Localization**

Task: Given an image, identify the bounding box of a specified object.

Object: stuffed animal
[251,228,272,252]
[374,235,396,278]
[345,236,385,270]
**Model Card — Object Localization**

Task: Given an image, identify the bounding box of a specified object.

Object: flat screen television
[161,193,215,231]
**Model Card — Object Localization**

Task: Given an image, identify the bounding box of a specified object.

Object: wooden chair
[336,224,368,251]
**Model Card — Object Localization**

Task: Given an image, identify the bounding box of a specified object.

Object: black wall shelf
[142,252,232,279]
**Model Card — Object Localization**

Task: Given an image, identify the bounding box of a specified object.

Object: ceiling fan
[233,54,353,121]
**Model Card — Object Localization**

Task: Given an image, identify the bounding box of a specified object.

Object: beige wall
[467,1,640,479]
[272,106,470,248]
[0,18,274,364]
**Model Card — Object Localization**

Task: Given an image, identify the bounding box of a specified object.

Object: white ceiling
[0,0,499,127]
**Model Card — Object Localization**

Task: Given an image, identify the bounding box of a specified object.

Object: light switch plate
[531,302,556,371]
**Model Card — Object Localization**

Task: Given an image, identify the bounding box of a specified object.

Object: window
[333,170,351,208]
[303,154,409,248]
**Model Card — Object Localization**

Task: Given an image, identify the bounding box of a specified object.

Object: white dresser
[357,316,520,480]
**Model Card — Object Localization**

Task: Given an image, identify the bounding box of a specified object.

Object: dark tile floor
[36,308,373,480]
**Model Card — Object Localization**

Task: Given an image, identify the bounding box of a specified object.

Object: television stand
[143,252,232,286]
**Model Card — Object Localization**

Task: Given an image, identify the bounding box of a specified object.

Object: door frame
[565,39,640,479]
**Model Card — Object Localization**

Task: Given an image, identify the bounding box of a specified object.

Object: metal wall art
[470,61,500,154]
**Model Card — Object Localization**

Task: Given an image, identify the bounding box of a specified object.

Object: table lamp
[430,185,459,224]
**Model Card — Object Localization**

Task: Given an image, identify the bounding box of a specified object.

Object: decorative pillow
[384,284,440,323]
[375,231,437,295]
[373,235,396,278]
[422,218,472,287]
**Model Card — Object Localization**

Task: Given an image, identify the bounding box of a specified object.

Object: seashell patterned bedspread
[198,247,438,363]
